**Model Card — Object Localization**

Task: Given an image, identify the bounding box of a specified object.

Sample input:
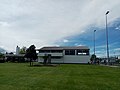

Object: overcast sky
[0,0,120,56]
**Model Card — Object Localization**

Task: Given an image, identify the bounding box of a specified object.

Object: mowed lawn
[0,63,120,90]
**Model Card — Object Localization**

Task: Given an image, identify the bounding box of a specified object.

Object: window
[65,50,69,55]
[77,50,82,55]
[70,50,75,55]
[77,49,89,55]
[84,50,89,55]
[52,56,62,59]
[65,50,75,55]
[51,50,63,53]
[39,50,45,53]
[39,50,63,53]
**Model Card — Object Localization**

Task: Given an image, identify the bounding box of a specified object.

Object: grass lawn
[0,63,120,90]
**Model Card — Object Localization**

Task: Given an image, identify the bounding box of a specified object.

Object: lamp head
[106,11,109,15]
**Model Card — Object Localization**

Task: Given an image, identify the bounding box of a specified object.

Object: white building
[16,46,20,55]
[38,46,90,64]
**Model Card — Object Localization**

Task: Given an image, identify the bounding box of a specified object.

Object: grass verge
[0,63,120,90]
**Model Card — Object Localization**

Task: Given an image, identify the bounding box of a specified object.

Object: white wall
[38,55,90,64]
[38,57,64,63]
[63,55,90,63]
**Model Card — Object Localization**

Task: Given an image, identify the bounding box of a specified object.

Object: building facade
[38,46,90,64]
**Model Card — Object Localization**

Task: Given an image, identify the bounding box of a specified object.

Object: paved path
[100,64,120,68]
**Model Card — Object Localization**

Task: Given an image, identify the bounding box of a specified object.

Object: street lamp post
[105,11,110,64]
[94,30,96,55]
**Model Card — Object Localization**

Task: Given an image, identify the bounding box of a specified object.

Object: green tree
[90,54,96,64]
[19,47,26,54]
[0,53,4,58]
[0,53,5,63]
[24,45,37,66]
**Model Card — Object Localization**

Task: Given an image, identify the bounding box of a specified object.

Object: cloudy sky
[0,0,120,57]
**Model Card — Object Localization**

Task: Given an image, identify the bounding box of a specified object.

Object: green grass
[0,63,120,90]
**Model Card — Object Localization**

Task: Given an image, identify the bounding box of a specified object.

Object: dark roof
[38,46,89,51]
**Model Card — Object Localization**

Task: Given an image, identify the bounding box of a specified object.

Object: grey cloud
[0,0,120,51]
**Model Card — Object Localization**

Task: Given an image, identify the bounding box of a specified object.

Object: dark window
[45,50,50,53]
[77,50,83,55]
[70,50,75,55]
[65,50,69,55]
[39,50,63,53]
[65,50,75,55]
[85,50,89,55]
[51,50,63,53]
[39,50,45,53]
[51,56,62,59]
[77,49,89,55]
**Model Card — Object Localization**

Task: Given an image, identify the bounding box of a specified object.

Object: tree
[0,53,5,63]
[24,45,38,66]
[19,46,26,54]
[90,54,96,64]
[0,53,5,59]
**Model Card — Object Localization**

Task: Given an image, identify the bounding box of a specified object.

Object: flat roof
[38,46,89,51]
